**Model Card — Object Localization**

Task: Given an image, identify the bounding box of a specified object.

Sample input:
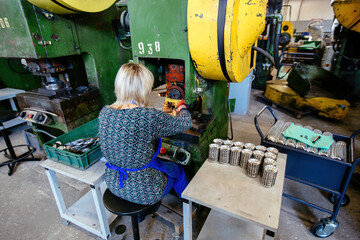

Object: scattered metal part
[208,144,220,162]
[230,147,241,165]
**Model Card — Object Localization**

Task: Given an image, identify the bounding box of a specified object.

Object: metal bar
[45,169,67,215]
[90,184,111,239]
[286,175,341,195]
[183,200,193,240]
[131,215,140,240]
[283,193,333,215]
[283,57,315,60]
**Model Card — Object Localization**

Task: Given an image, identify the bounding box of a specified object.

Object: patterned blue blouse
[98,106,192,205]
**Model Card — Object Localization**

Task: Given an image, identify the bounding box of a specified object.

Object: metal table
[41,158,116,239]
[0,88,25,129]
[182,153,287,240]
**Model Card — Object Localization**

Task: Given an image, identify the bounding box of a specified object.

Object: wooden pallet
[255,94,311,119]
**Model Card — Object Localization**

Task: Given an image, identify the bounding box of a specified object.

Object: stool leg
[1,129,16,159]
[131,215,140,240]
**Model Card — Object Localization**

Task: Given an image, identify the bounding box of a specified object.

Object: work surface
[182,153,287,231]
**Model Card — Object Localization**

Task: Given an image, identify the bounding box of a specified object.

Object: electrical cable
[251,46,276,66]
[34,129,57,139]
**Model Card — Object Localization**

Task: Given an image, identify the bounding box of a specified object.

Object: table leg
[9,98,17,111]
[90,184,111,239]
[45,169,67,215]
[183,200,192,240]
[263,229,275,239]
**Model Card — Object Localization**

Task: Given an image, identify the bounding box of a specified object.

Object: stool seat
[103,188,157,215]
[103,188,161,240]
[0,110,18,124]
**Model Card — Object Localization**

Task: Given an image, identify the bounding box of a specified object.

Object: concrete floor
[1,88,360,240]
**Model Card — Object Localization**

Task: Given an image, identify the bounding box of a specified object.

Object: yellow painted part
[187,0,267,83]
[333,0,360,33]
[27,0,76,14]
[165,98,183,104]
[281,21,294,38]
[28,0,116,14]
[264,84,350,120]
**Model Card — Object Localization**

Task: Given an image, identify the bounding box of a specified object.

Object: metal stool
[0,110,40,175]
[102,188,161,240]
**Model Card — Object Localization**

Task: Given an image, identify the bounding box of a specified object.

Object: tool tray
[43,118,101,170]
[254,106,360,195]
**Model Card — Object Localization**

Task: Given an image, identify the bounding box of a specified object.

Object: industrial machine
[0,0,131,144]
[0,0,267,174]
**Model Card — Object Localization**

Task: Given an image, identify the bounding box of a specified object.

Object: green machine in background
[124,0,229,174]
[0,0,131,143]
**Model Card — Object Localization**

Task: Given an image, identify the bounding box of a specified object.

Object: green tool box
[43,118,102,170]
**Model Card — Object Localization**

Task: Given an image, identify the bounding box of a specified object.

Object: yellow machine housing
[27,0,117,14]
[332,0,360,33]
[281,21,294,39]
[264,84,350,120]
[187,0,267,83]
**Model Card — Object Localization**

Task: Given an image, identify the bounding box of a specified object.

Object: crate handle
[350,128,360,163]
[56,151,73,162]
[254,106,278,140]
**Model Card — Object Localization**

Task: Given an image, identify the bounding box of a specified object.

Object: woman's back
[99,106,191,205]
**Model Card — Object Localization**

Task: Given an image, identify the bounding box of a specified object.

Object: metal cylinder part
[261,158,277,176]
[313,129,322,135]
[323,131,334,138]
[253,150,265,162]
[307,146,319,154]
[276,121,292,145]
[223,140,233,147]
[233,141,244,148]
[219,145,230,164]
[262,165,278,188]
[285,138,296,148]
[213,138,223,145]
[255,145,267,152]
[230,147,242,165]
[304,125,313,131]
[296,141,307,150]
[335,141,347,162]
[247,158,261,178]
[266,147,279,157]
[264,152,277,160]
[319,148,330,157]
[208,144,220,162]
[244,143,256,151]
[240,149,252,168]
[266,120,285,142]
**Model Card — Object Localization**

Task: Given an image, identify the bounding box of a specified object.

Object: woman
[98,63,192,205]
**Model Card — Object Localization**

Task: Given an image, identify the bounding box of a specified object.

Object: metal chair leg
[131,215,140,240]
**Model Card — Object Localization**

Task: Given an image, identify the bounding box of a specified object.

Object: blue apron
[105,138,188,198]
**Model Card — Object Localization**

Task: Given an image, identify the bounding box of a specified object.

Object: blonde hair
[110,63,154,110]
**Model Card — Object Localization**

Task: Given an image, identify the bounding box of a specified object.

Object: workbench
[41,158,116,239]
[0,88,25,129]
[182,153,287,240]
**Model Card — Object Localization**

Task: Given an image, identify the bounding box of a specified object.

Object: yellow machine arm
[27,0,117,14]
[332,0,360,33]
[187,0,267,83]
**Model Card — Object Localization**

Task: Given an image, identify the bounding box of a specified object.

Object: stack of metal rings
[247,158,261,178]
[262,165,278,188]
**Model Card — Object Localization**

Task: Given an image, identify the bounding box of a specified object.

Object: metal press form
[219,145,231,164]
[247,158,261,178]
[262,165,278,188]
[208,144,220,162]
[229,147,241,166]
[240,149,252,168]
